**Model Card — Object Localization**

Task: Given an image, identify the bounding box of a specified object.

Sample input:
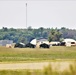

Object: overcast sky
[0,0,76,29]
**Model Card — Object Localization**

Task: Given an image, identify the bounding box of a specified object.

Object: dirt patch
[0,61,73,71]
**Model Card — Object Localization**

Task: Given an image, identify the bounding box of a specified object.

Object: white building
[36,38,49,47]
[50,41,60,46]
[37,39,49,44]
[62,38,76,46]
[0,40,13,46]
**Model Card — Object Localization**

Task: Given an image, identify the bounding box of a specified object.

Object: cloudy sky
[0,0,76,29]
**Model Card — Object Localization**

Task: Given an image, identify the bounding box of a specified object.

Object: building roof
[37,39,48,42]
[63,38,76,43]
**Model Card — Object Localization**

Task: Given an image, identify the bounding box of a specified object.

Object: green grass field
[0,46,76,62]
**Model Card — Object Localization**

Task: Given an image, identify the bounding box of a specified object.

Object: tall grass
[0,46,76,62]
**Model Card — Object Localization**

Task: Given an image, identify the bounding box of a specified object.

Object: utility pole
[26,3,28,43]
[26,3,27,29]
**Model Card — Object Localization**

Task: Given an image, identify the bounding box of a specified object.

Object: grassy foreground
[0,46,76,62]
[0,63,76,75]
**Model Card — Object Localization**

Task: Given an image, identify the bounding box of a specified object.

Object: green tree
[18,36,27,44]
[48,28,62,42]
[2,27,8,31]
[38,27,44,36]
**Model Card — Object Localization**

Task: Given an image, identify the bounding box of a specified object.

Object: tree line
[0,27,76,43]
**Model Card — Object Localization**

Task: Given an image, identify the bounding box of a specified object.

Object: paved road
[0,62,73,71]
